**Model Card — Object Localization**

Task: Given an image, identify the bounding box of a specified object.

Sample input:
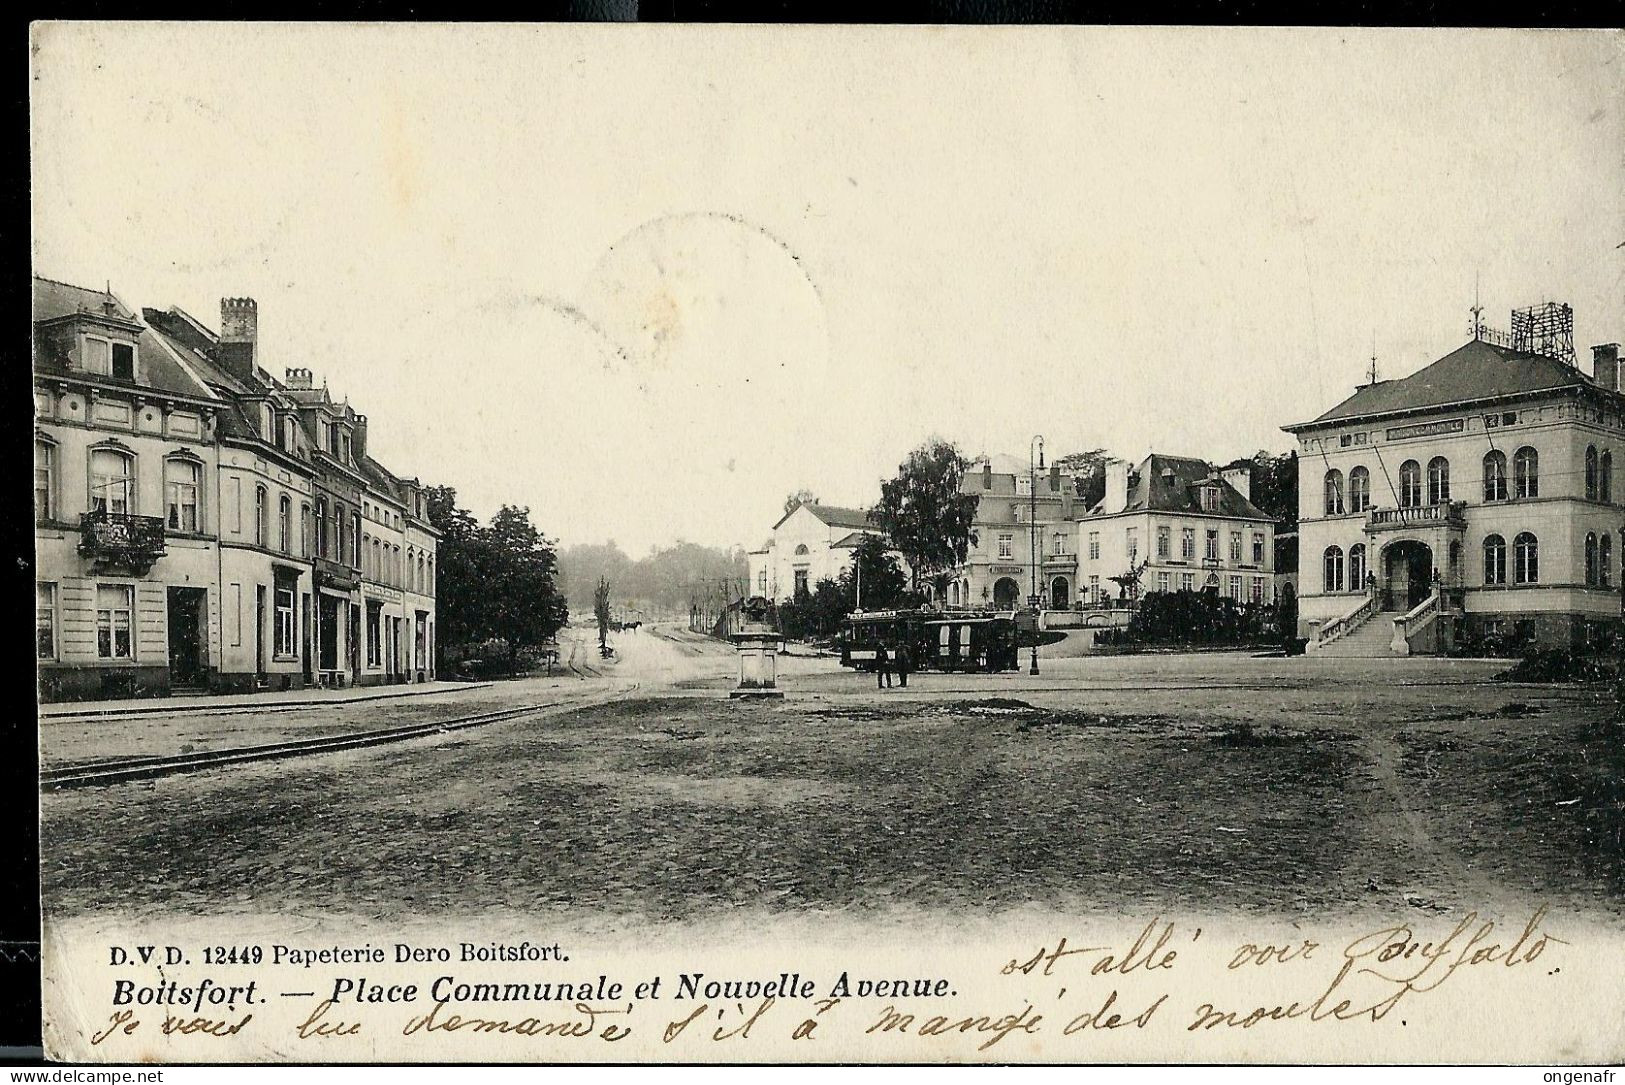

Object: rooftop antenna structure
[1510,301,1576,366]
[1367,331,1379,385]
[1469,273,1485,340]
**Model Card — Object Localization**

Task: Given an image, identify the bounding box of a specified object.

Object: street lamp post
[1029,434,1044,676]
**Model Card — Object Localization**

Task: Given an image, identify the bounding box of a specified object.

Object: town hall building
[1285,302,1622,655]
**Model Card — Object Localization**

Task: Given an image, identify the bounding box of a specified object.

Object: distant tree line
[559,540,749,617]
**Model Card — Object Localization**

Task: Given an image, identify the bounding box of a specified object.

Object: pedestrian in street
[895,640,911,688]
[875,642,892,690]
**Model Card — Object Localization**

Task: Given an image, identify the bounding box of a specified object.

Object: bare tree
[594,576,612,653]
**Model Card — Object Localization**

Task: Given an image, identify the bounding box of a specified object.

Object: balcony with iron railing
[79,510,167,573]
[1366,500,1467,532]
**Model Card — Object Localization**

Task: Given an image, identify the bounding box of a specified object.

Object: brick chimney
[1104,459,1130,512]
[1049,463,1061,492]
[1221,464,1252,502]
[354,414,369,464]
[982,461,993,490]
[284,367,314,391]
[217,297,258,381]
[1593,343,1620,392]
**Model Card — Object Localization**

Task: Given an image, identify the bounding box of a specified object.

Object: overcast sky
[31,25,1623,554]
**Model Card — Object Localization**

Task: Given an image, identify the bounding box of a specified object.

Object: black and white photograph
[26,22,1625,1066]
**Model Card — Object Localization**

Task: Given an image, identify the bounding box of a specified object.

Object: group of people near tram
[869,639,913,689]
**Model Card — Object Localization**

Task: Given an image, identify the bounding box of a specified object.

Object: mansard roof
[1088,454,1272,522]
[34,277,216,400]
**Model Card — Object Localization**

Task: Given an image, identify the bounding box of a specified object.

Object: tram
[839,609,1021,674]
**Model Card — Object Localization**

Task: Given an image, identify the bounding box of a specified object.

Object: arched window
[1602,450,1614,504]
[34,439,56,521]
[301,502,313,558]
[254,485,268,547]
[278,495,292,552]
[1584,532,1599,586]
[1348,543,1366,591]
[1448,540,1462,584]
[89,447,134,515]
[427,556,434,594]
[1602,534,1614,588]
[1398,460,1422,507]
[316,496,329,557]
[1513,447,1538,499]
[1483,450,1508,502]
[1483,534,1506,586]
[1426,456,1450,504]
[1323,546,1344,593]
[1348,466,1371,513]
[418,555,426,592]
[1585,446,1599,501]
[1323,470,1344,516]
[794,544,809,556]
[1514,532,1539,584]
[352,512,362,567]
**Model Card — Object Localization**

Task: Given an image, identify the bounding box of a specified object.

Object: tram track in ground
[39,682,499,725]
[41,680,642,792]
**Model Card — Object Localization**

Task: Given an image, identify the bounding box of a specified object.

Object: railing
[1366,501,1467,532]
[78,511,166,571]
[1312,590,1377,650]
[1390,591,1442,655]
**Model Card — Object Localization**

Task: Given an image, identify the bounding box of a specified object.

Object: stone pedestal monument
[729,596,785,699]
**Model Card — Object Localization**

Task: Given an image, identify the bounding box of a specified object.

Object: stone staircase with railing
[1309,586,1453,658]
[1311,611,1399,657]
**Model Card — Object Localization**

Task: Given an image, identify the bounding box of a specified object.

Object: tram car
[839,609,1020,674]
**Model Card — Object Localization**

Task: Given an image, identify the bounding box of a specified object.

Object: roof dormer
[37,309,144,383]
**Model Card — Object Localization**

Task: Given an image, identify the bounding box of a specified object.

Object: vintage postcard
[29,22,1624,1065]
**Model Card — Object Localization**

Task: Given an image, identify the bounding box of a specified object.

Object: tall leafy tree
[1053,448,1111,507]
[847,533,909,611]
[426,488,568,675]
[482,505,570,674]
[424,485,489,657]
[1231,450,1299,528]
[871,438,980,595]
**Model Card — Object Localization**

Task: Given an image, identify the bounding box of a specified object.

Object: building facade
[949,456,1078,610]
[34,277,438,700]
[1285,309,1623,653]
[749,502,886,602]
[1076,454,1275,609]
[34,279,226,700]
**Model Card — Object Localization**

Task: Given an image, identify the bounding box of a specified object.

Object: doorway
[1382,540,1434,611]
[166,587,206,688]
[1050,576,1070,610]
[993,577,1021,609]
[319,595,339,672]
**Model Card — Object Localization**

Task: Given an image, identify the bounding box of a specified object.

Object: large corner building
[1286,302,1622,655]
[33,277,438,701]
